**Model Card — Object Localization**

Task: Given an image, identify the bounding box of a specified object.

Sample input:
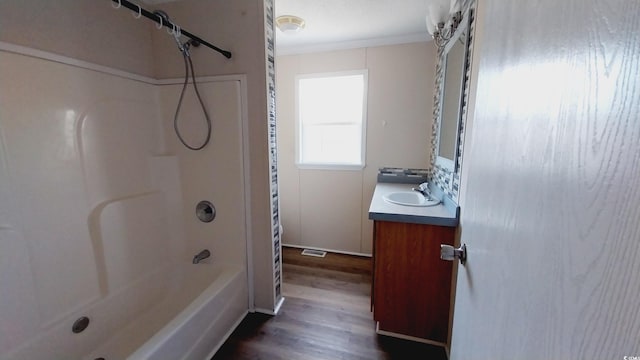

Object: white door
[451,0,640,358]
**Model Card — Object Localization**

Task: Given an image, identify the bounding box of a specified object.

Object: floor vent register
[301,249,327,258]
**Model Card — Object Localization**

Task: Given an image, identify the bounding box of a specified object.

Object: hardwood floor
[212,248,448,360]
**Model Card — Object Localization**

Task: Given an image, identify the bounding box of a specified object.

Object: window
[296,70,368,169]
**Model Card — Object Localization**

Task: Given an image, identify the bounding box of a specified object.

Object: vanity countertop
[368,183,459,227]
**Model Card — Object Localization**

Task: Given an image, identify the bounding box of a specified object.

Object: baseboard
[253,296,285,316]
[282,245,372,276]
[283,244,371,257]
[274,297,286,315]
[375,322,448,350]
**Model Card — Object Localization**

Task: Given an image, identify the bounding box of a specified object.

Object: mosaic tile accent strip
[264,0,282,302]
[378,167,430,184]
[429,0,476,204]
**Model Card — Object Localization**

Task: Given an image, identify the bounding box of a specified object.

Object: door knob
[440,244,466,265]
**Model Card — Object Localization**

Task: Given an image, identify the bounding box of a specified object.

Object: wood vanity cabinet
[372,220,455,343]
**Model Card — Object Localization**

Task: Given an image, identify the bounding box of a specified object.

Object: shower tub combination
[1,39,250,360]
[1,2,253,358]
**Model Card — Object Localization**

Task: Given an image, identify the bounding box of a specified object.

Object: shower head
[178,39,202,57]
[182,39,200,51]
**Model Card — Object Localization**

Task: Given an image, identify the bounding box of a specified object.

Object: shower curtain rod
[111,0,232,59]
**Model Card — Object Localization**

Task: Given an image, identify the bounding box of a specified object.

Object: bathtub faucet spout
[192,249,211,264]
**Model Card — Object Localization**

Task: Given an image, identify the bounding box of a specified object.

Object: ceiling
[141,0,440,55]
[274,0,436,55]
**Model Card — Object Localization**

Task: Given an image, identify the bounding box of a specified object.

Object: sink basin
[383,191,440,207]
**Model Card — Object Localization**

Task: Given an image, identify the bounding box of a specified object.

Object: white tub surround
[0,44,250,360]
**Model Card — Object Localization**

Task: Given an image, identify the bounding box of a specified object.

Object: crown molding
[276,32,432,56]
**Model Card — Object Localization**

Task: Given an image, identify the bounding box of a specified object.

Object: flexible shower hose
[174,50,211,151]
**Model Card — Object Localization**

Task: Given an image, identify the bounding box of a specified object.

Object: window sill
[296,163,365,171]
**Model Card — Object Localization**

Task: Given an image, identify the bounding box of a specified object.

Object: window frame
[294,70,369,170]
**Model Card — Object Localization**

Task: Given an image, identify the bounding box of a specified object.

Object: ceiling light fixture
[426,0,463,48]
[432,11,462,47]
[275,15,306,34]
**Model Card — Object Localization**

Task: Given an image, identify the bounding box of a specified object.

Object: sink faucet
[192,249,211,264]
[412,182,431,198]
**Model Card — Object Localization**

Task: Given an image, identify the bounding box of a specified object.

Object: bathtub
[5,262,248,360]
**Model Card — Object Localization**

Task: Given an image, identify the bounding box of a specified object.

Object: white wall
[0,0,155,77]
[276,42,437,254]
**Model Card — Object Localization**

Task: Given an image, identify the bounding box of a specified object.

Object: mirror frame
[435,9,471,175]
[429,5,475,203]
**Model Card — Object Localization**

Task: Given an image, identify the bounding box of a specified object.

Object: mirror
[436,12,470,173]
